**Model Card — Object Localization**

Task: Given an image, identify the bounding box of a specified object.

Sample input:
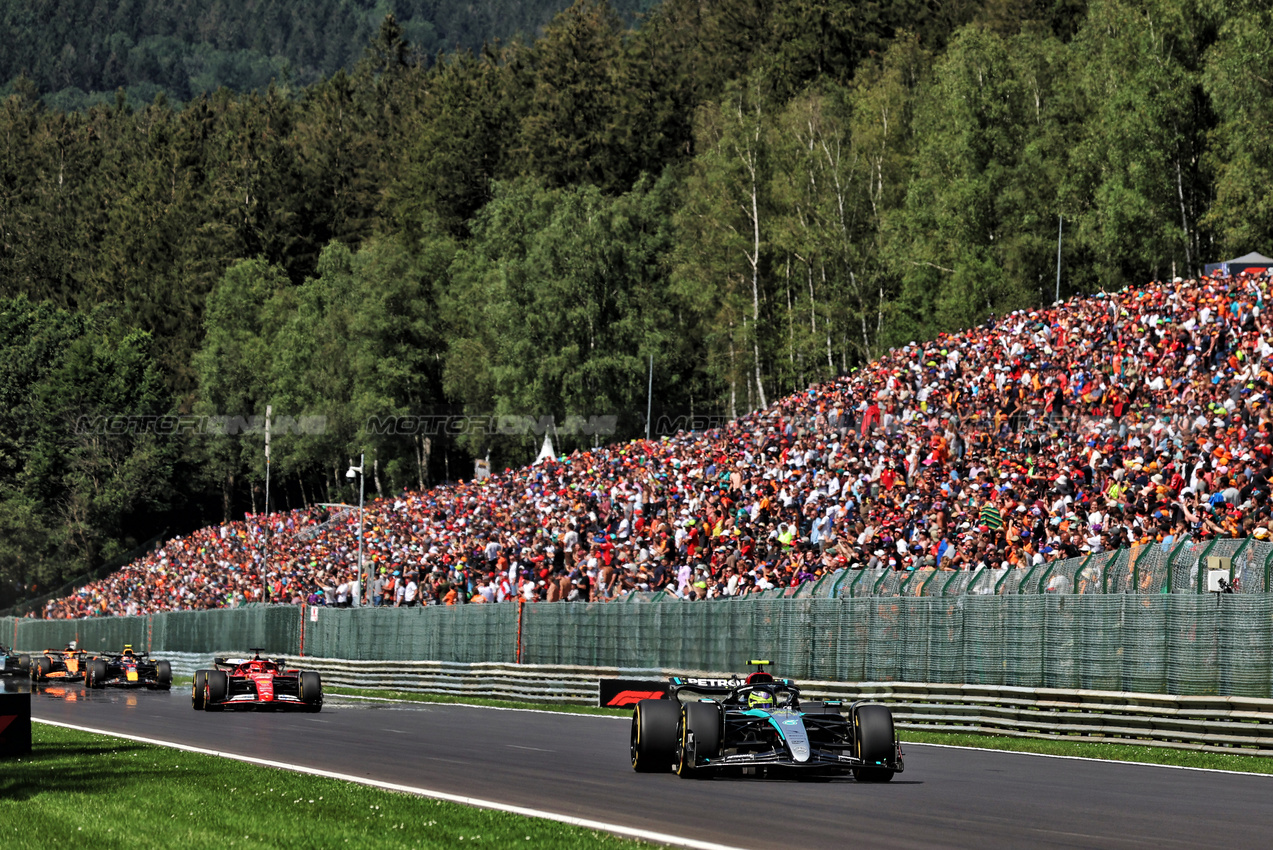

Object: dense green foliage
[0,0,657,111]
[2,0,1273,604]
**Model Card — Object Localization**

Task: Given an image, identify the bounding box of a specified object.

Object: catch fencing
[7,593,1273,698]
[748,536,1271,600]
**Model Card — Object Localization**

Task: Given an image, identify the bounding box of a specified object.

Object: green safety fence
[299,603,517,662]
[517,594,1273,697]
[8,594,1273,697]
[0,606,303,656]
[824,537,1273,598]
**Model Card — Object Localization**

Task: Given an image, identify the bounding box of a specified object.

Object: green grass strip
[3,723,648,850]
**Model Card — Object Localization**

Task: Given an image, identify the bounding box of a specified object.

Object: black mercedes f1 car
[630,661,904,781]
[0,645,31,677]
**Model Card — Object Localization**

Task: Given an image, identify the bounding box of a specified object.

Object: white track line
[35,718,744,850]
[905,741,1273,778]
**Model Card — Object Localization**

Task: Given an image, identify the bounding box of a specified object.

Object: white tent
[534,433,556,465]
[1204,252,1273,276]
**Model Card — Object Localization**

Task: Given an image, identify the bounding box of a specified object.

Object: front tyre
[204,670,228,711]
[192,670,207,710]
[155,660,172,690]
[852,703,896,783]
[630,699,678,773]
[300,671,323,712]
[675,702,723,779]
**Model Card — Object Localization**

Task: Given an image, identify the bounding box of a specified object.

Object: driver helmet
[748,688,775,710]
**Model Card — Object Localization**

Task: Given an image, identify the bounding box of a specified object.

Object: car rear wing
[213,656,295,670]
[668,676,795,688]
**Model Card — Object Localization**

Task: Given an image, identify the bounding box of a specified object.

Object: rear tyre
[89,659,109,689]
[155,660,172,690]
[192,670,207,709]
[204,670,228,711]
[852,703,896,783]
[300,671,323,712]
[33,656,52,682]
[630,699,679,773]
[675,702,723,779]
[17,654,29,675]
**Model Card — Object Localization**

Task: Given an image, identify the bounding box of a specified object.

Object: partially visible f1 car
[192,649,322,712]
[85,645,172,689]
[30,645,89,683]
[630,661,904,781]
[1,644,31,677]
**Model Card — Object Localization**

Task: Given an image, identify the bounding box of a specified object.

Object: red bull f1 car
[86,646,172,689]
[192,649,323,712]
[30,646,89,683]
[630,661,904,781]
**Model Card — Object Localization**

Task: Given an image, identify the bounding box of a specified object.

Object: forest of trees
[0,0,656,110]
[1,0,1271,606]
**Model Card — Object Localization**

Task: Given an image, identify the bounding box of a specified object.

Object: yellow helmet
[748,689,774,710]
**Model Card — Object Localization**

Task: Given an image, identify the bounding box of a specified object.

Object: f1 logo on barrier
[607,690,667,707]
[599,679,669,707]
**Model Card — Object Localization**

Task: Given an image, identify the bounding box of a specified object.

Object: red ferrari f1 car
[192,649,322,712]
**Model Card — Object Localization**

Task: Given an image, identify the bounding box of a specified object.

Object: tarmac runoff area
[22,683,1273,850]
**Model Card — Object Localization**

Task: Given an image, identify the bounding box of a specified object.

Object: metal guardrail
[797,681,1273,755]
[48,652,1273,755]
[151,654,653,704]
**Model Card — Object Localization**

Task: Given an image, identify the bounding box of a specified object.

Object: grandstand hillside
[34,268,1273,618]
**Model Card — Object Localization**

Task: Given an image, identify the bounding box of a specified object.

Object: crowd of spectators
[40,269,1273,618]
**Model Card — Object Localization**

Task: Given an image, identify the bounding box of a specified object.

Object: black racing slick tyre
[852,703,896,783]
[675,702,723,779]
[89,659,108,689]
[300,671,323,712]
[192,671,207,709]
[155,660,172,690]
[631,699,678,773]
[204,670,228,711]
[17,654,29,675]
[33,655,52,682]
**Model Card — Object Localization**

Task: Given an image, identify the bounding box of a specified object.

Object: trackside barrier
[154,653,645,704]
[11,592,1273,698]
[800,681,1273,756]
[148,655,1273,755]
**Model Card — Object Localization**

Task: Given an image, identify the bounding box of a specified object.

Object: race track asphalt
[20,680,1273,850]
